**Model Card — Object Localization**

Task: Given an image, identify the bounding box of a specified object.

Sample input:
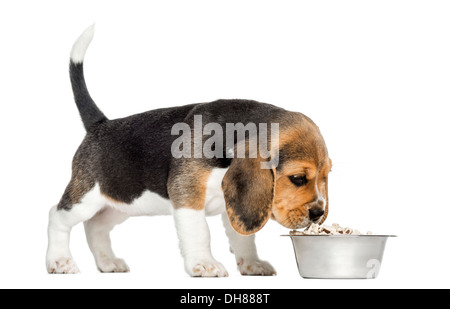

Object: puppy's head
[222,112,332,235]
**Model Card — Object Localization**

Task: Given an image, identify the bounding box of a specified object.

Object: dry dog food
[290,223,373,236]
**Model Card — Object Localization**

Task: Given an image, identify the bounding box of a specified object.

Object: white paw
[47,257,80,274]
[97,258,130,273]
[237,257,277,276]
[186,258,229,277]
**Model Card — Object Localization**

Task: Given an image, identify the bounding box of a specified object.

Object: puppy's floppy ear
[222,152,275,235]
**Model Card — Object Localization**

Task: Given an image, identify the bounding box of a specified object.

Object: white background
[0,0,449,289]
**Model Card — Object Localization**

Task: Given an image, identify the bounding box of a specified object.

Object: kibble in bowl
[290,223,373,236]
[285,223,395,279]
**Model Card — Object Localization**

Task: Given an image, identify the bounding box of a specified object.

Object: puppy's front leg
[173,208,228,277]
[222,212,276,276]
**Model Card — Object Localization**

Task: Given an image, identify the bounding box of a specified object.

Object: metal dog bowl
[285,235,395,279]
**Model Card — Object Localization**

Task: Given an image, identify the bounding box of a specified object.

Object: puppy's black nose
[309,208,325,221]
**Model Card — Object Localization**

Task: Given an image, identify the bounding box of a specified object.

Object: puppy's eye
[289,175,308,187]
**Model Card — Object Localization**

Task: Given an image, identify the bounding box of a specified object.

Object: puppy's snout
[309,208,325,221]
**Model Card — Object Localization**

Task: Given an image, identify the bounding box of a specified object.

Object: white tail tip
[70,24,95,64]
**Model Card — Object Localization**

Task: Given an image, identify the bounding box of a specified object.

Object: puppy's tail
[69,24,108,132]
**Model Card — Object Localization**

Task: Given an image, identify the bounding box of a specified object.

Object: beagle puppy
[46,25,332,276]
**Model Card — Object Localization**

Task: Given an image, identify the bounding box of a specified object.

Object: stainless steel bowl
[286,235,395,279]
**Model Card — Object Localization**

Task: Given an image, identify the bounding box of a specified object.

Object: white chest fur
[204,168,229,216]
[105,168,228,217]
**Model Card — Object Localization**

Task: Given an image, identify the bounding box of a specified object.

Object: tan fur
[272,158,331,229]
[223,111,332,233]
[168,160,212,210]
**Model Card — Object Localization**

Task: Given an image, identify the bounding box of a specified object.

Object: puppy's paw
[47,257,80,274]
[97,258,130,273]
[186,258,229,277]
[237,257,276,276]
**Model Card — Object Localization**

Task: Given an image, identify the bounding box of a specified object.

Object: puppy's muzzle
[308,198,325,222]
[309,208,325,221]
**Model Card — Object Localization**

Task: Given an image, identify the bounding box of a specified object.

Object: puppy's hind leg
[46,184,104,274]
[84,207,130,273]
